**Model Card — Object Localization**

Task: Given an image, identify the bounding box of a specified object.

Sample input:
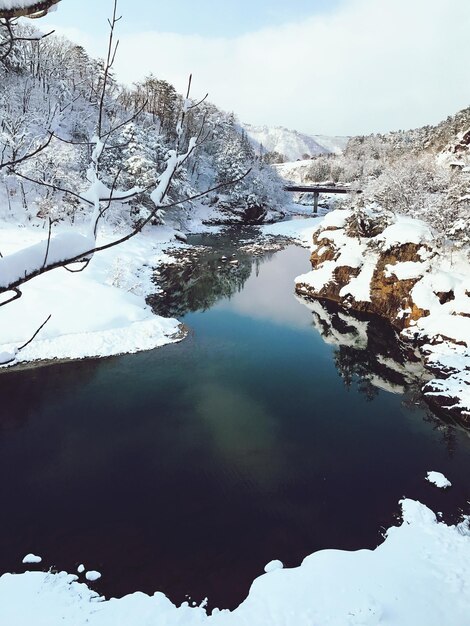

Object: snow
[22,554,41,564]
[294,209,379,300]
[0,0,44,9]
[260,216,323,247]
[426,471,452,489]
[0,230,95,289]
[77,564,85,574]
[377,217,433,249]
[243,123,348,160]
[384,261,426,280]
[0,224,184,366]
[319,208,352,230]
[1,499,469,625]
[0,350,16,365]
[339,253,378,302]
[264,560,284,574]
[85,571,101,582]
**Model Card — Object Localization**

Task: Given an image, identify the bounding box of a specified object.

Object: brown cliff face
[369,243,430,329]
[297,221,431,331]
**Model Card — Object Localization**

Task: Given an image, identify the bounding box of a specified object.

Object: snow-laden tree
[0,0,287,334]
[0,2,237,312]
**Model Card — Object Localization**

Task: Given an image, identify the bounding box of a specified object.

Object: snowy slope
[243,123,349,161]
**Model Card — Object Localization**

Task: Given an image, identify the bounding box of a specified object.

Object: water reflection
[149,229,286,318]
[299,296,463,450]
[153,234,315,331]
[302,298,429,397]
[150,251,252,317]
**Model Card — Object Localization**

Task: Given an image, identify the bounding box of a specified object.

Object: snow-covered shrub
[364,155,448,218]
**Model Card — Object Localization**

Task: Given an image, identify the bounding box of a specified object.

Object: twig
[41,217,52,269]
[17,314,52,351]
[97,0,120,138]
[0,132,54,170]
[0,287,22,308]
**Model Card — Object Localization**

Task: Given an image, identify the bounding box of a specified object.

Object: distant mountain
[243,123,349,161]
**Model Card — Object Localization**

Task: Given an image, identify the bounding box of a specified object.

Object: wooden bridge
[284,184,361,213]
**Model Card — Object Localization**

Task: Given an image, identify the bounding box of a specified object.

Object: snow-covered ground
[0,222,185,366]
[1,496,469,626]
[260,216,322,247]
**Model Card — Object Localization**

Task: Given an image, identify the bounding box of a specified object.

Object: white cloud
[45,0,470,135]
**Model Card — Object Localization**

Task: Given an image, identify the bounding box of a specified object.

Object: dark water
[0,238,469,610]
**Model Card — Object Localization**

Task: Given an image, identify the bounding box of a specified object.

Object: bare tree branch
[0,132,54,170]
[17,314,52,351]
[0,168,251,296]
[11,169,148,206]
[97,0,120,139]
[0,18,54,67]
[99,100,148,139]
[0,287,22,308]
[41,217,53,269]
[64,259,91,273]
[188,93,209,110]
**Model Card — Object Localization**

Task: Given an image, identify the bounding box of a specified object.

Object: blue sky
[40,0,470,136]
[44,0,344,38]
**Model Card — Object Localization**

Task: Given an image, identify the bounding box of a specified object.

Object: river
[0,231,469,610]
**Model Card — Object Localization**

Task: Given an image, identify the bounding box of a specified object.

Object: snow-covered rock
[426,471,452,489]
[295,208,470,422]
[22,554,42,564]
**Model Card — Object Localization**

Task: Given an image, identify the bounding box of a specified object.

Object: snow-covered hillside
[243,123,349,161]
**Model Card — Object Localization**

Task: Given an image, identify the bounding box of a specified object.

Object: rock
[298,217,431,331]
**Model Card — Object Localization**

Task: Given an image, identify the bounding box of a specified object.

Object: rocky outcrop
[295,208,470,426]
[295,210,433,330]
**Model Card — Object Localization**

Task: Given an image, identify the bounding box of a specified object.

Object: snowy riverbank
[0,222,186,366]
[1,494,469,626]
[0,209,320,368]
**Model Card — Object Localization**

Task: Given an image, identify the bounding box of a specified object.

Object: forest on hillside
[0,21,287,238]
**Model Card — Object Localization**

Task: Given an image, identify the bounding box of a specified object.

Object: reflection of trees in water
[150,254,252,317]
[334,350,380,401]
[306,298,425,395]
[149,237,278,318]
[304,297,460,451]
